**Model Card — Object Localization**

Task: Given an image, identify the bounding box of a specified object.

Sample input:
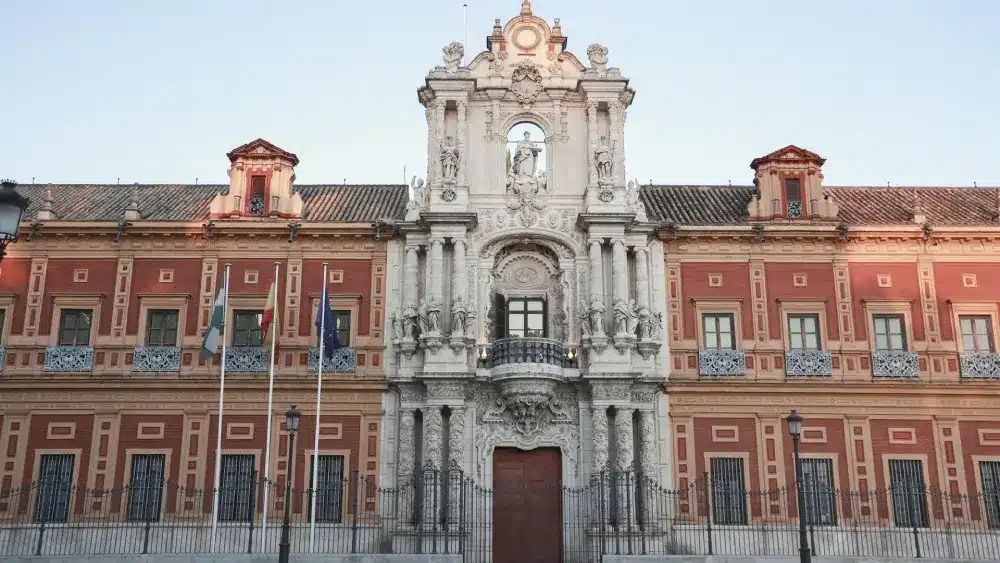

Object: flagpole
[309,263,329,552]
[210,263,231,553]
[261,261,281,535]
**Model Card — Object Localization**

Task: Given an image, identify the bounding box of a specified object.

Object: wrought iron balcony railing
[224,346,269,373]
[308,347,356,373]
[0,345,5,372]
[785,349,832,377]
[871,350,919,379]
[960,352,1000,380]
[44,346,95,373]
[482,337,574,369]
[132,346,182,373]
[698,348,747,376]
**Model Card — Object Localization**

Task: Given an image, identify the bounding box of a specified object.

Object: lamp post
[787,409,811,563]
[278,405,300,563]
[0,180,29,262]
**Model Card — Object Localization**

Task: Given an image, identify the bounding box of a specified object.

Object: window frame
[333,310,352,347]
[872,314,908,352]
[218,453,257,523]
[307,454,347,523]
[886,458,930,528]
[232,310,264,347]
[959,315,995,353]
[505,296,547,339]
[702,313,736,350]
[34,453,76,523]
[978,459,1000,530]
[58,309,94,347]
[787,313,822,351]
[125,452,167,522]
[800,457,838,526]
[145,309,180,348]
[708,456,748,525]
[247,174,267,216]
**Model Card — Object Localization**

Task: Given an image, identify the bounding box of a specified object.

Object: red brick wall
[40,259,118,336]
[849,262,924,341]
[679,263,753,340]
[693,417,762,518]
[933,263,1000,341]
[764,262,838,341]
[128,259,204,335]
[114,414,184,486]
[289,414,362,514]
[958,420,1000,520]
[780,419,851,517]
[869,419,943,520]
[23,414,96,486]
[0,258,31,335]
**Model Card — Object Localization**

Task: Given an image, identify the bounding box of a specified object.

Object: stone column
[637,409,658,525]
[397,408,418,524]
[592,405,611,524]
[433,100,446,185]
[615,407,636,525]
[457,101,467,186]
[421,406,444,525]
[403,244,420,311]
[451,238,466,339]
[447,406,467,527]
[588,239,606,339]
[608,101,625,185]
[612,239,628,336]
[635,246,649,309]
[586,102,598,185]
[428,238,445,335]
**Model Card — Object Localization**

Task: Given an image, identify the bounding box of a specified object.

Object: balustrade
[43,346,94,373]
[871,350,919,379]
[785,349,832,377]
[307,347,357,373]
[132,346,182,373]
[698,348,747,377]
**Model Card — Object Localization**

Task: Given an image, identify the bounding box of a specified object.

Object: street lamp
[278,405,300,563]
[0,180,29,261]
[786,409,811,563]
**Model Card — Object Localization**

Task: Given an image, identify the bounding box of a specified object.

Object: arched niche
[483,241,570,342]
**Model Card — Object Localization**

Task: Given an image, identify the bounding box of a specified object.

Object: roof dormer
[746,145,838,222]
[209,138,304,220]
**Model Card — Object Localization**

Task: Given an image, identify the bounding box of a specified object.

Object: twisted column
[592,405,611,525]
[638,409,658,525]
[615,408,636,525]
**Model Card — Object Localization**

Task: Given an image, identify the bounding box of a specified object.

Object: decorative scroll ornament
[510,60,544,105]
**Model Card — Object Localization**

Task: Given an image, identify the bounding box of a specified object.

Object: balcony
[44,346,95,373]
[308,347,356,373]
[132,346,182,373]
[785,349,832,377]
[483,337,573,370]
[871,350,919,379]
[960,352,1000,380]
[698,348,747,377]
[224,346,269,373]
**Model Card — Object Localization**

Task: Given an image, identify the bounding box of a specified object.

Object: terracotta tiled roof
[17,184,409,223]
[641,185,1000,227]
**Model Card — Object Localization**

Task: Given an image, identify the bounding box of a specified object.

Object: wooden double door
[493,447,563,563]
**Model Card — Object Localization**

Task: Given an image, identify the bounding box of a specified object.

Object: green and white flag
[201,283,227,359]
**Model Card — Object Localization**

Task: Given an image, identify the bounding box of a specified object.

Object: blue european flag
[316,286,344,359]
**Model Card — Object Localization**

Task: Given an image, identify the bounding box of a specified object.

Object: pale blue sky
[2,0,997,187]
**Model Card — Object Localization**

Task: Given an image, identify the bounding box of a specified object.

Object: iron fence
[0,469,998,561]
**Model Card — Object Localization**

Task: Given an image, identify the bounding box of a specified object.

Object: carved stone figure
[390,310,403,342]
[595,136,614,184]
[511,130,540,180]
[587,43,609,72]
[426,298,442,333]
[441,41,464,73]
[613,299,631,335]
[510,60,544,105]
[402,304,420,339]
[650,312,664,340]
[589,299,606,335]
[408,176,426,210]
[440,136,459,184]
[626,179,648,222]
[417,300,430,334]
[451,296,467,336]
[626,299,640,335]
[578,303,591,338]
[636,305,652,340]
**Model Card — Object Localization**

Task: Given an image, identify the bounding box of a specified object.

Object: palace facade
[2,0,999,558]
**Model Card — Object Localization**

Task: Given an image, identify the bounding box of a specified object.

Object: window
[785,178,803,218]
[506,298,546,338]
[873,314,907,351]
[35,454,75,523]
[333,311,351,346]
[959,316,994,353]
[982,460,1000,530]
[308,454,345,523]
[247,175,266,215]
[801,458,837,526]
[233,311,263,347]
[146,310,179,347]
[703,313,735,350]
[126,454,166,522]
[218,454,256,522]
[788,314,820,350]
[888,459,929,528]
[58,309,93,346]
[710,457,747,525]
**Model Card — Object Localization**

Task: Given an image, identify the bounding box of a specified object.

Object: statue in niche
[390,310,403,342]
[627,299,640,335]
[588,299,606,335]
[417,300,430,334]
[511,131,540,180]
[402,304,420,339]
[426,298,442,333]
[595,136,614,184]
[636,304,652,340]
[613,299,632,334]
[578,303,591,338]
[451,296,467,336]
[505,129,548,225]
[440,136,459,185]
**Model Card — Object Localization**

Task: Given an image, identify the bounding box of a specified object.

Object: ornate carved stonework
[510,60,544,105]
[426,381,467,401]
[590,382,633,402]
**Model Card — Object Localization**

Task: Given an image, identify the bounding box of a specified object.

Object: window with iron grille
[981,460,1000,530]
[126,454,166,522]
[333,310,351,346]
[247,175,266,216]
[218,454,256,522]
[35,454,75,523]
[233,311,263,347]
[801,458,837,525]
[788,314,821,351]
[703,313,736,349]
[959,316,995,353]
[888,459,929,528]
[873,315,907,351]
[308,454,345,523]
[146,310,179,347]
[58,309,92,346]
[710,457,748,525]
[506,298,546,338]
